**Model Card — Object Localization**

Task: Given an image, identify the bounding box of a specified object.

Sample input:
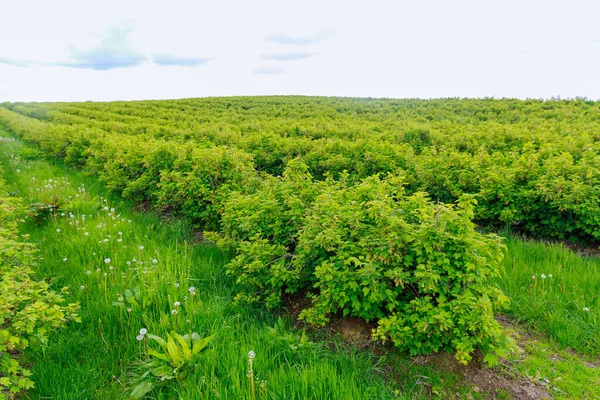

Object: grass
[498,235,600,356]
[1,132,599,399]
[501,322,600,399]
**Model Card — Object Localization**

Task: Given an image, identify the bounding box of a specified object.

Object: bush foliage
[2,96,597,363]
[218,161,510,363]
[1,97,599,243]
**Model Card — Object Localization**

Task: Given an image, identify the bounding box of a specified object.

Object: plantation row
[2,97,600,243]
[0,103,513,364]
[0,98,598,362]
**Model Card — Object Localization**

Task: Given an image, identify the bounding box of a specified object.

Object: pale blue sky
[0,0,599,101]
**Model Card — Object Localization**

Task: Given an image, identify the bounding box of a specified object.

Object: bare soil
[424,352,550,400]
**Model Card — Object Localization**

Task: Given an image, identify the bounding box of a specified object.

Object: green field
[0,97,599,399]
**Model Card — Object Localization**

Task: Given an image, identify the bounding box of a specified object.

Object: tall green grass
[498,235,600,356]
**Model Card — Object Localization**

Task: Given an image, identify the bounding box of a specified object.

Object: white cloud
[261,53,316,61]
[264,28,335,45]
[255,66,286,75]
[0,0,599,101]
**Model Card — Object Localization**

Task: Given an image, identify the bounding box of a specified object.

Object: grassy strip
[501,321,600,399]
[499,235,600,356]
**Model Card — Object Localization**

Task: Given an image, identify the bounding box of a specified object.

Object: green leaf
[130,381,154,399]
[483,352,499,367]
[192,334,214,356]
[166,333,183,367]
[171,331,191,360]
[152,365,174,378]
[146,334,167,350]
[147,349,171,363]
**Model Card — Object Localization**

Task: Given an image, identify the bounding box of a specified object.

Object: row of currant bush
[2,103,600,244]
[0,161,79,397]
[212,162,511,364]
[0,107,512,364]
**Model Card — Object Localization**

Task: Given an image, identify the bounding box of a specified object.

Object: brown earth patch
[189,229,205,243]
[134,201,152,213]
[426,352,551,400]
[329,317,375,348]
[282,292,313,321]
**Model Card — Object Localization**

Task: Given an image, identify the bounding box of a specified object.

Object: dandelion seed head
[248,351,256,360]
[139,328,147,335]
[104,258,111,264]
[136,334,144,341]
[174,301,181,307]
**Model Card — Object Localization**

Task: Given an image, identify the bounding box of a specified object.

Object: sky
[0,0,599,102]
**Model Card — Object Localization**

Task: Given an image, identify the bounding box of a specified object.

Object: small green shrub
[220,159,327,307]
[112,285,157,311]
[131,331,213,399]
[402,128,432,154]
[27,195,64,225]
[156,145,256,229]
[221,161,511,364]
[265,317,315,352]
[18,147,40,160]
